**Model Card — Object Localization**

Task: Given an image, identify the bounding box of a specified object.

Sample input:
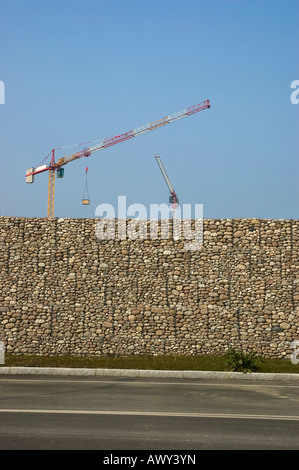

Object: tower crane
[25,100,210,218]
[155,154,179,216]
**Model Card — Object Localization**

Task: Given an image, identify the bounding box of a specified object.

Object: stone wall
[0,216,298,359]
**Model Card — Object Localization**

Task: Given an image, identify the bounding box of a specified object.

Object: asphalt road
[0,375,298,450]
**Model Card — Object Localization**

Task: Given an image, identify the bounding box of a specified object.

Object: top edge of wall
[0,216,298,222]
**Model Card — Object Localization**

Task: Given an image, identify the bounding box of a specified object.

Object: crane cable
[82,167,90,201]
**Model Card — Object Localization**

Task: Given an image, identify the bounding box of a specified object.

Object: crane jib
[89,99,210,155]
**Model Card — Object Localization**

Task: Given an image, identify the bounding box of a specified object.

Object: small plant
[224,348,263,373]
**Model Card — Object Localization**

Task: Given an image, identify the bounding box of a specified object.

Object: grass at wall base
[1,351,298,374]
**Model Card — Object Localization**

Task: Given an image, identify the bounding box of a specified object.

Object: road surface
[0,375,298,450]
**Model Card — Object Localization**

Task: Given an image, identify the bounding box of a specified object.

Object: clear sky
[0,0,298,220]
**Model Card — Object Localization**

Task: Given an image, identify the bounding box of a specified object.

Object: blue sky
[0,0,298,219]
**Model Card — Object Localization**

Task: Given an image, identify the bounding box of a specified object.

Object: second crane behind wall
[155,154,179,217]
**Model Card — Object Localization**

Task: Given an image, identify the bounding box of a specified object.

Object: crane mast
[26,100,210,218]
